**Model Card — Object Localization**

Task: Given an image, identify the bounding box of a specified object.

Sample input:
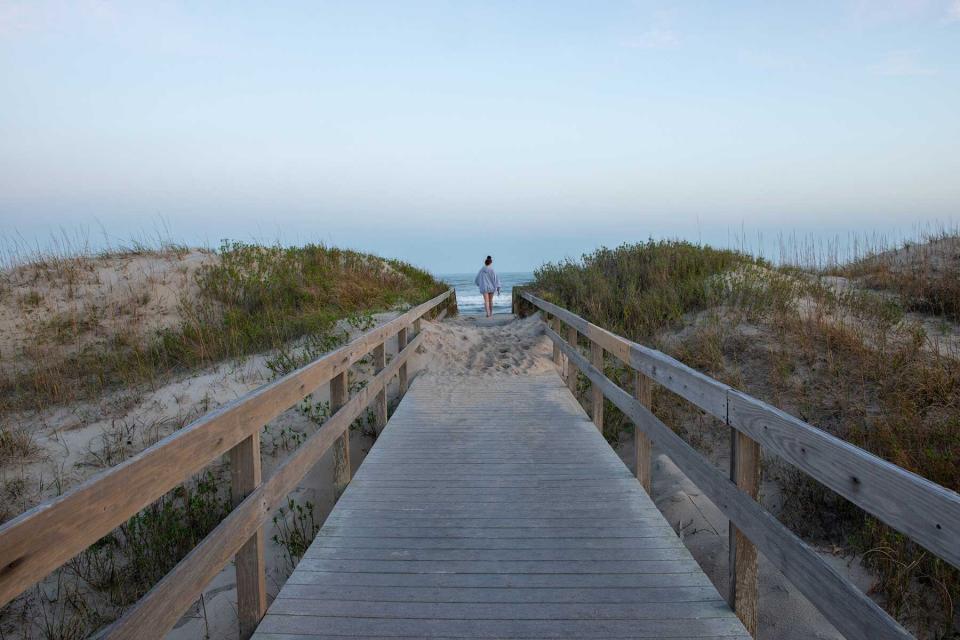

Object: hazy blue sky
[1,1,958,272]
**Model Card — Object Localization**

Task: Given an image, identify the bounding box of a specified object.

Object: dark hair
[485,255,492,265]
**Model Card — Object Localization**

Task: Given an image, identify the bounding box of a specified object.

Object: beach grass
[530,235,960,636]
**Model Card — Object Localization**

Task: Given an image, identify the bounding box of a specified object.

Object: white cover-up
[474,266,502,294]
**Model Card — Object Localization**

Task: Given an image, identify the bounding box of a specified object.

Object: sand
[1,307,880,639]
[0,249,214,378]
[411,311,876,640]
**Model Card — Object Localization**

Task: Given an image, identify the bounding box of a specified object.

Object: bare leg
[485,293,493,317]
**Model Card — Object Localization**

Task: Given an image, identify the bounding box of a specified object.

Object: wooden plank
[550,316,561,367]
[728,389,960,570]
[252,372,748,640]
[264,599,734,620]
[254,614,751,638]
[372,342,387,431]
[590,342,604,431]
[566,326,578,394]
[397,327,408,396]
[548,326,912,640]
[283,570,713,589]
[102,331,426,639]
[730,430,760,636]
[634,370,653,495]
[275,584,724,604]
[0,289,450,609]
[230,433,267,638]
[330,371,350,495]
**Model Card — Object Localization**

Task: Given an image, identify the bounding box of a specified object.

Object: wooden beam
[566,326,578,395]
[330,371,350,495]
[545,325,912,640]
[590,342,604,432]
[550,316,561,367]
[397,328,408,396]
[730,430,761,636]
[634,371,653,495]
[522,292,729,418]
[373,342,387,431]
[230,433,266,638]
[728,390,960,570]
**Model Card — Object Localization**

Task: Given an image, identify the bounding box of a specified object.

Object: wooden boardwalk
[252,372,750,639]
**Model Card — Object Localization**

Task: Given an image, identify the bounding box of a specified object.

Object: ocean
[439,271,534,315]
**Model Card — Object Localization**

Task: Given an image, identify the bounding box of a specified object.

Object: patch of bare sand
[412,313,554,379]
[0,249,215,377]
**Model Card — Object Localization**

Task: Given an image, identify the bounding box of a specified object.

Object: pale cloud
[621,28,680,50]
[873,50,939,76]
[948,0,960,21]
[0,0,116,38]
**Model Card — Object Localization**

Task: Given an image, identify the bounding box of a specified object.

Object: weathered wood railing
[0,289,454,640]
[518,290,960,640]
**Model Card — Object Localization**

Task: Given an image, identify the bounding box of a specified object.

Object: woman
[474,255,502,318]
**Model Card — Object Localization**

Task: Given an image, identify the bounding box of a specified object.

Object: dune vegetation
[530,235,960,637]
[0,240,449,416]
[0,239,450,639]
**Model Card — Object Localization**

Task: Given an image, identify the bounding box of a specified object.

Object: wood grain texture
[566,325,578,394]
[251,371,748,640]
[634,370,653,495]
[397,327,408,396]
[547,325,912,640]
[526,292,960,572]
[729,390,960,570]
[231,433,267,638]
[0,289,451,609]
[102,331,426,640]
[551,315,562,366]
[590,341,604,431]
[373,342,387,432]
[330,371,350,494]
[731,431,760,636]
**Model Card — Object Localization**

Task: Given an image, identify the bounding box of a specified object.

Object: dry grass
[0,240,449,416]
[531,236,960,637]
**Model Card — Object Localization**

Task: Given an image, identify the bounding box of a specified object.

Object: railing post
[729,428,761,636]
[230,432,266,638]
[551,316,562,369]
[590,341,604,432]
[414,317,422,336]
[373,342,387,430]
[398,328,408,396]
[566,326,578,394]
[331,371,350,493]
[634,370,653,495]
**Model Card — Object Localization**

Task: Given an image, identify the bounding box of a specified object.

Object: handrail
[0,288,454,639]
[520,290,960,639]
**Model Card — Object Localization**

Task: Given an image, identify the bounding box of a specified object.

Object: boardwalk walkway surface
[252,371,750,639]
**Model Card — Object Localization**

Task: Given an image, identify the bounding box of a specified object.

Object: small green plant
[345,311,376,332]
[272,499,320,573]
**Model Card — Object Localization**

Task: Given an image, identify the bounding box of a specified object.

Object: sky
[1,1,958,273]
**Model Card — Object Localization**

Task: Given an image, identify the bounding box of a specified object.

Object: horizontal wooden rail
[547,325,911,640]
[522,291,960,569]
[104,330,426,638]
[523,292,728,417]
[0,289,452,619]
